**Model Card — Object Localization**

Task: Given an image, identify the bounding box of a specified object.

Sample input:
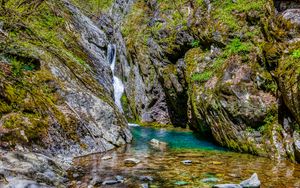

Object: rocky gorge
[0,0,299,187]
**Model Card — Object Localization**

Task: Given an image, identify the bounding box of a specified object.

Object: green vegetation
[212,0,266,30]
[224,38,253,56]
[292,49,300,59]
[70,0,113,16]
[191,40,200,48]
[192,71,213,82]
[0,0,105,147]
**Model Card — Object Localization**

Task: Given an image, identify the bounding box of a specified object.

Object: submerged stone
[102,180,120,185]
[181,160,192,165]
[141,183,149,188]
[101,156,112,160]
[174,181,189,186]
[213,184,242,188]
[139,176,154,182]
[201,177,220,183]
[115,175,124,183]
[124,158,141,166]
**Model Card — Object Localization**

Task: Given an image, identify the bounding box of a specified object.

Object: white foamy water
[108,44,125,112]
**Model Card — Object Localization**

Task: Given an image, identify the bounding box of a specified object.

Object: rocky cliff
[118,0,300,162]
[0,0,132,186]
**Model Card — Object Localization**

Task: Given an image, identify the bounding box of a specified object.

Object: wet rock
[0,150,67,187]
[174,181,189,186]
[201,177,220,183]
[211,161,223,165]
[240,173,260,188]
[282,9,300,26]
[139,176,154,182]
[115,175,124,183]
[102,180,120,185]
[2,178,51,188]
[294,132,300,163]
[213,184,242,188]
[181,160,192,165]
[150,138,167,145]
[90,177,102,186]
[141,183,149,188]
[124,158,141,166]
[101,156,112,160]
[149,139,168,150]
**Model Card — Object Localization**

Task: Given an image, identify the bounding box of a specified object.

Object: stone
[150,139,168,146]
[211,161,223,165]
[201,177,220,183]
[102,180,120,185]
[213,184,242,188]
[115,175,124,183]
[293,131,300,163]
[149,139,168,150]
[282,9,300,26]
[101,156,112,160]
[139,176,154,181]
[141,183,149,188]
[181,160,192,165]
[0,150,67,187]
[174,181,189,186]
[124,158,141,166]
[239,173,261,188]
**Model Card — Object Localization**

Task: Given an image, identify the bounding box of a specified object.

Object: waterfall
[108,44,125,112]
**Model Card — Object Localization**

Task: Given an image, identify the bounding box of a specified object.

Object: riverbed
[68,126,300,187]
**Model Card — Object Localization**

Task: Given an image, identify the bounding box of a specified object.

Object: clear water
[69,126,300,188]
[131,126,225,151]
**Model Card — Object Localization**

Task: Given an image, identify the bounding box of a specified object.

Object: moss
[291,49,300,59]
[212,0,267,30]
[191,71,213,82]
[69,0,113,16]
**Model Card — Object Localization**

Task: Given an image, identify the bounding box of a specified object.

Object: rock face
[0,150,67,187]
[119,0,300,162]
[0,0,132,157]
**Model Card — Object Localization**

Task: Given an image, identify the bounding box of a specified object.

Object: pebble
[102,180,119,185]
[213,184,242,188]
[181,160,192,165]
[101,156,112,160]
[201,177,220,183]
[124,158,141,166]
[139,176,154,181]
[141,183,149,188]
[115,175,124,183]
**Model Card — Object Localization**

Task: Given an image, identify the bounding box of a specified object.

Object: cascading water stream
[108,44,125,112]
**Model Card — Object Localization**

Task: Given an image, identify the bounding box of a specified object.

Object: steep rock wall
[120,0,300,162]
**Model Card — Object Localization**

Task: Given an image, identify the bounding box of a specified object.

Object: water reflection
[69,127,300,187]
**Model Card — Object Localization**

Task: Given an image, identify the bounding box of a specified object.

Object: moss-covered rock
[0,0,132,159]
[120,0,300,162]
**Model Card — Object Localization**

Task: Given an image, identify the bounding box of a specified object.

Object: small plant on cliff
[292,49,300,59]
[191,40,200,48]
[191,71,213,82]
[225,38,252,56]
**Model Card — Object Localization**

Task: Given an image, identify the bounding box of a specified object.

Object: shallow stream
[69,126,300,187]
